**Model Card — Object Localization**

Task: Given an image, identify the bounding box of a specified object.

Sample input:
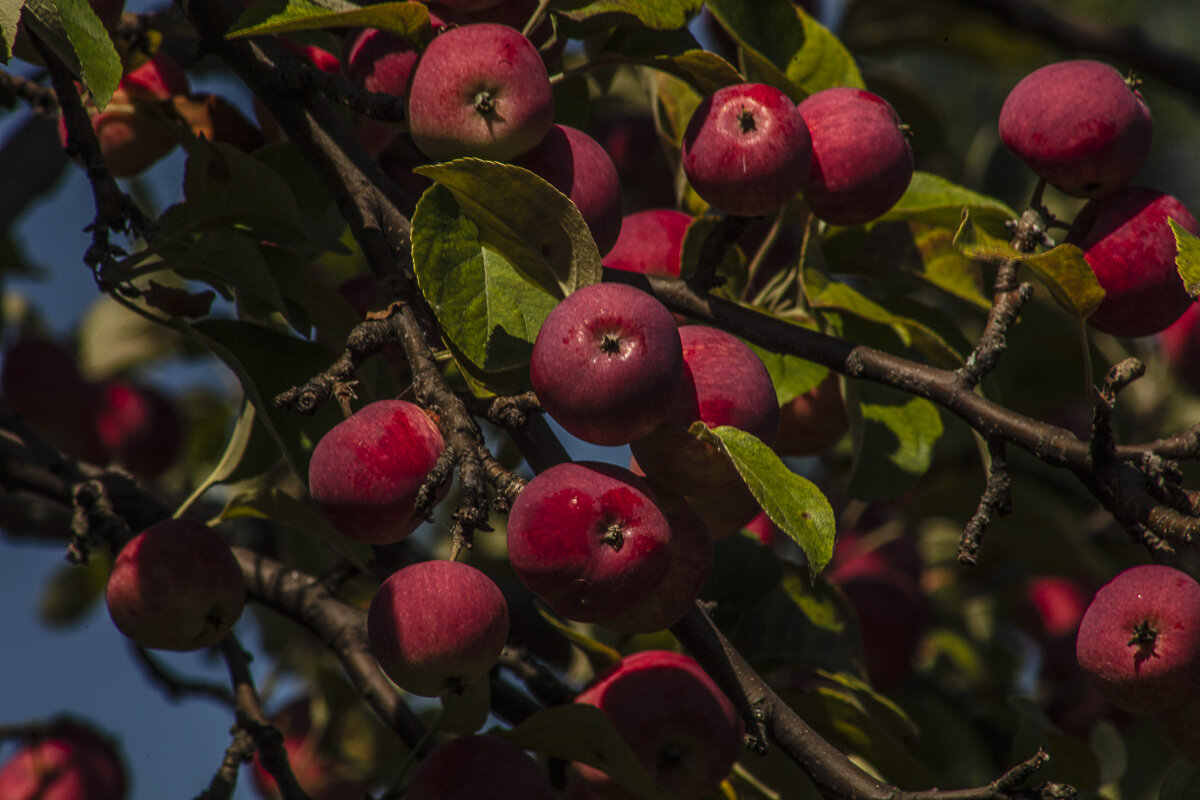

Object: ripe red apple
[744,511,780,546]
[630,325,780,493]
[307,399,445,544]
[681,82,812,217]
[0,722,127,800]
[105,519,246,651]
[1,338,107,463]
[1066,186,1199,338]
[999,60,1152,198]
[406,735,555,799]
[1159,301,1200,393]
[530,283,683,446]
[507,461,674,622]
[512,124,624,254]
[599,494,713,633]
[1025,575,1092,641]
[602,209,692,278]
[367,559,509,697]
[568,650,743,800]
[251,699,372,800]
[93,380,183,478]
[796,87,914,226]
[775,372,848,457]
[343,10,447,99]
[1075,564,1200,712]
[406,23,554,162]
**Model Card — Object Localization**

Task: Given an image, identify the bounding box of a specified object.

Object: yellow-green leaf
[1171,217,1200,298]
[1021,243,1105,320]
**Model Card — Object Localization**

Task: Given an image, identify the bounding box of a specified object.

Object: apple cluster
[998,60,1199,337]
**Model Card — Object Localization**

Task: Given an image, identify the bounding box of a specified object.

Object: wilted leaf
[1171,217,1200,297]
[690,423,836,576]
[845,382,943,502]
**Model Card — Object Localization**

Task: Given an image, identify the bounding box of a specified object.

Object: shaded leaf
[1021,243,1105,320]
[229,0,429,40]
[1161,762,1200,800]
[845,382,943,502]
[76,293,184,379]
[499,705,673,800]
[599,27,740,95]
[557,0,701,30]
[950,208,1017,262]
[142,281,216,318]
[690,423,836,576]
[908,223,990,309]
[679,215,746,287]
[885,172,1016,237]
[22,0,120,108]
[172,230,292,323]
[177,399,278,517]
[700,532,783,630]
[1171,217,1200,297]
[38,554,110,626]
[534,605,622,672]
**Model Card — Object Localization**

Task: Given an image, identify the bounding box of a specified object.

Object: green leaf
[228,0,429,42]
[557,0,702,30]
[951,208,1018,262]
[22,0,120,108]
[700,532,783,630]
[38,554,110,627]
[785,7,864,95]
[415,159,602,298]
[1161,762,1200,800]
[76,293,184,379]
[499,705,674,800]
[705,0,805,99]
[749,341,828,405]
[1,0,23,61]
[1171,217,1200,297]
[533,605,622,672]
[1020,243,1105,320]
[599,27,741,95]
[690,423,836,576]
[908,223,990,309]
[412,182,561,374]
[176,399,278,518]
[172,230,293,323]
[883,173,1016,237]
[845,382,943,501]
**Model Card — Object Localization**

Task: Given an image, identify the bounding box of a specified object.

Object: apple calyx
[1128,620,1159,657]
[603,521,626,552]
[737,107,756,133]
[474,89,498,116]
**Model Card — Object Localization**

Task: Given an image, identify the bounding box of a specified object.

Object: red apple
[630,325,780,493]
[512,124,624,254]
[0,722,127,800]
[251,699,372,800]
[774,372,847,457]
[506,461,674,622]
[105,519,246,651]
[406,735,555,799]
[530,282,683,446]
[1066,186,1198,338]
[568,650,743,800]
[796,87,914,226]
[999,60,1152,198]
[1025,575,1092,641]
[307,399,445,545]
[343,10,447,99]
[1160,301,1200,393]
[602,209,692,278]
[1075,564,1200,712]
[367,559,509,697]
[430,0,562,63]
[681,82,812,217]
[744,511,780,546]
[406,23,554,162]
[1,338,107,463]
[93,380,183,478]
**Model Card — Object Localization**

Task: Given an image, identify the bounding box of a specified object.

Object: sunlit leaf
[845,382,943,501]
[1020,243,1105,320]
[22,0,120,108]
[887,173,1016,237]
[557,0,702,30]
[1171,217,1200,297]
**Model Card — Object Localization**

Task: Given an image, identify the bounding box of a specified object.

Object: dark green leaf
[172,231,293,322]
[700,532,783,630]
[679,215,746,286]
[706,0,805,99]
[690,423,836,576]
[38,555,110,626]
[884,172,1016,237]
[845,381,943,501]
[177,400,274,517]
[1020,243,1104,320]
[653,71,703,146]
[416,159,602,298]
[599,27,741,95]
[229,0,429,41]
[534,605,622,672]
[411,183,559,375]
[1161,762,1200,800]
[557,0,702,30]
[22,0,120,108]
[1171,217,1200,297]
[253,144,351,252]
[499,705,674,799]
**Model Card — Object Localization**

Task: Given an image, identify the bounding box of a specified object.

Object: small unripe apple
[0,722,127,800]
[406,23,554,162]
[530,283,683,446]
[681,82,812,217]
[630,325,779,493]
[1075,564,1200,712]
[105,519,246,651]
[307,399,445,544]
[93,380,183,478]
[507,461,674,622]
[513,124,624,254]
[602,209,692,278]
[775,372,848,457]
[999,60,1152,198]
[367,559,509,697]
[406,735,555,799]
[1066,186,1199,338]
[569,650,743,800]
[796,87,913,226]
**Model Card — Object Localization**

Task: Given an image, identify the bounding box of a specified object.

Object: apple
[405,23,555,162]
[406,735,555,799]
[681,82,812,217]
[1160,301,1200,393]
[630,325,780,493]
[506,461,674,622]
[1025,575,1092,641]
[307,399,445,545]
[598,493,713,633]
[343,10,447,99]
[1066,186,1199,338]
[0,722,127,800]
[999,60,1152,197]
[529,282,683,446]
[602,209,692,278]
[512,124,624,255]
[1075,564,1200,712]
[796,87,914,226]
[774,372,848,457]
[568,650,743,800]
[744,511,780,546]
[367,559,509,697]
[251,699,372,800]
[105,519,246,651]
[430,0,562,63]
[93,380,183,479]
[1,338,107,463]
